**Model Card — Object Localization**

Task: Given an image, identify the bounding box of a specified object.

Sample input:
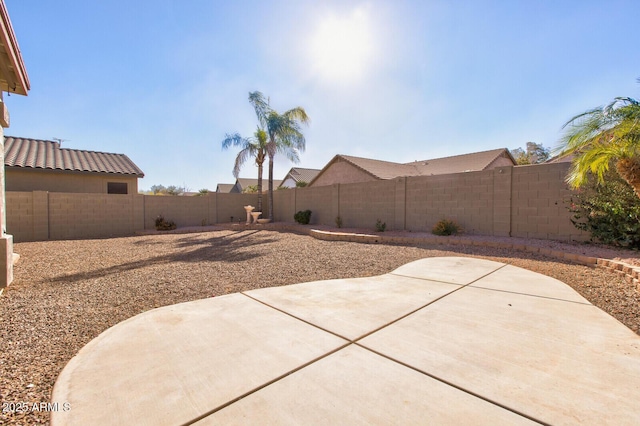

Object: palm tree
[248,91,310,220]
[557,93,640,198]
[221,127,267,212]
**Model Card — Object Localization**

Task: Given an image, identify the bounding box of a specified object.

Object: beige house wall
[6,168,139,194]
[5,163,588,243]
[310,159,376,187]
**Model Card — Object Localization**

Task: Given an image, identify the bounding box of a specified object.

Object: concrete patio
[50,257,640,425]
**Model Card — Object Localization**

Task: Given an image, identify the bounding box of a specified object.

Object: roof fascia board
[0,1,29,95]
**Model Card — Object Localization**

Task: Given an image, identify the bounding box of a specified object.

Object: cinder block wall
[215,193,264,224]
[144,195,210,228]
[511,163,583,240]
[5,163,589,242]
[294,185,334,225]
[48,193,137,240]
[406,171,495,234]
[273,189,295,222]
[338,180,397,229]
[6,191,34,241]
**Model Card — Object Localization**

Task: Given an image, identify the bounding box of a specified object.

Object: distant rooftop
[310,148,515,186]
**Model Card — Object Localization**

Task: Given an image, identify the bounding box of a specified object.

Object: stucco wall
[6,168,139,194]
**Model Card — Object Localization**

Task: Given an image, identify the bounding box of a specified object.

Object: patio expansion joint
[180,294,356,425]
[240,292,354,342]
[186,265,535,425]
[354,264,510,343]
[388,272,468,286]
[468,284,594,305]
[353,343,551,426]
[179,340,353,426]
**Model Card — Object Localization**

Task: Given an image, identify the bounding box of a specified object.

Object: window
[107,182,128,194]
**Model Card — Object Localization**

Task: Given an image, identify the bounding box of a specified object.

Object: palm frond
[233,147,254,178]
[221,133,247,149]
[249,91,272,128]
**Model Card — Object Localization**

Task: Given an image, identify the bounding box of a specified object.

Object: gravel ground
[1,229,639,425]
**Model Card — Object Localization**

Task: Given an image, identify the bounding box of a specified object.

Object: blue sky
[4,0,639,191]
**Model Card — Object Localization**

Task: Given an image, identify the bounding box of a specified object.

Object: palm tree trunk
[257,161,263,212]
[268,156,274,220]
[616,158,640,199]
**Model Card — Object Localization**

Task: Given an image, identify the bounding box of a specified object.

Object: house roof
[216,183,235,193]
[336,155,421,180]
[546,152,574,164]
[4,137,145,177]
[406,148,516,175]
[0,1,29,96]
[236,178,283,191]
[309,148,515,186]
[279,167,321,186]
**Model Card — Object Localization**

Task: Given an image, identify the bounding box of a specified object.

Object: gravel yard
[1,229,639,425]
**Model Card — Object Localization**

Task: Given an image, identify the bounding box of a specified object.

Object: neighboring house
[546,152,574,164]
[228,177,283,193]
[278,167,321,188]
[216,183,234,193]
[309,148,516,187]
[4,137,144,194]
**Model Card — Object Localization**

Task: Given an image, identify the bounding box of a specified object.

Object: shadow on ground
[47,230,278,284]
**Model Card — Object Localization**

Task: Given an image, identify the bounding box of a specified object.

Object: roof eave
[0,1,29,96]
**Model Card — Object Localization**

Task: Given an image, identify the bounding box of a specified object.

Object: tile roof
[337,155,421,180]
[4,136,144,177]
[289,167,321,183]
[279,167,321,186]
[310,148,515,186]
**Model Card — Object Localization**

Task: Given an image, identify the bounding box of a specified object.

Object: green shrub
[432,219,461,236]
[375,219,386,232]
[155,215,177,231]
[335,216,343,228]
[569,169,640,249]
[294,210,312,224]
